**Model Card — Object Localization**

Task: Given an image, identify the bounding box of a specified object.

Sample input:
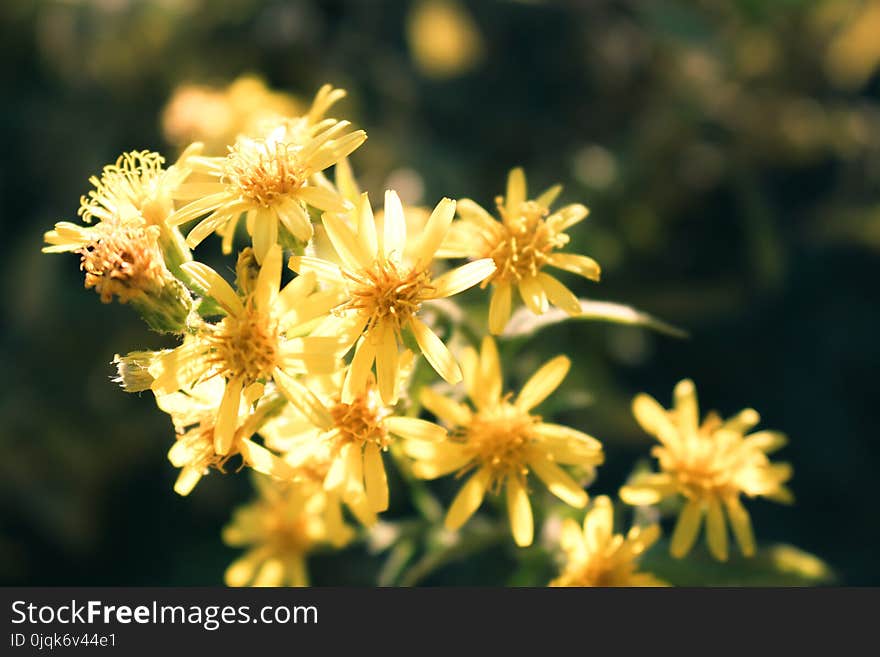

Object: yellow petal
[376,323,400,404]
[518,275,549,314]
[743,430,788,454]
[240,438,293,480]
[670,499,703,558]
[419,387,472,427]
[382,189,406,264]
[214,376,244,455]
[619,473,676,506]
[252,208,278,264]
[180,262,243,315]
[584,495,614,553]
[298,185,351,213]
[507,478,534,547]
[529,456,587,507]
[537,273,581,316]
[224,549,262,587]
[445,467,491,531]
[431,258,496,298]
[724,495,756,557]
[273,368,333,429]
[343,338,377,403]
[706,497,729,561]
[674,379,699,437]
[385,416,446,442]
[363,442,389,512]
[356,192,379,260]
[548,203,588,230]
[548,253,601,281]
[516,355,570,411]
[344,441,364,500]
[334,156,359,201]
[410,317,462,384]
[535,184,563,208]
[721,408,761,434]
[255,243,282,311]
[415,197,456,268]
[322,211,370,270]
[277,270,317,315]
[173,467,203,496]
[631,393,678,444]
[288,255,345,285]
[505,167,527,216]
[252,558,285,587]
[456,198,497,230]
[488,282,512,335]
[277,198,313,243]
[324,444,350,492]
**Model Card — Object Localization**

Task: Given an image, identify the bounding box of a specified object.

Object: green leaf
[501,299,688,339]
[641,541,836,586]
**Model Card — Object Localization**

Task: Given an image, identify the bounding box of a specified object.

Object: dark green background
[1,0,877,585]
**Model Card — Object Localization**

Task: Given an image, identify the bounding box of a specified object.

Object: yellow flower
[161,75,304,154]
[550,496,667,587]
[405,336,604,546]
[44,148,197,266]
[223,475,353,587]
[155,378,292,496]
[440,167,601,334]
[260,366,446,518]
[290,190,496,404]
[170,120,367,263]
[148,244,344,454]
[621,379,794,561]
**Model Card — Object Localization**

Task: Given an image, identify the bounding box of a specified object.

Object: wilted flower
[621,379,794,561]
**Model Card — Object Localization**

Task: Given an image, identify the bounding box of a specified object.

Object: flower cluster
[46,79,797,587]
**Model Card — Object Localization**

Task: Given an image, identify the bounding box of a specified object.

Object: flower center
[224,140,305,206]
[485,200,570,284]
[206,301,279,384]
[328,388,391,448]
[344,261,434,334]
[459,402,538,492]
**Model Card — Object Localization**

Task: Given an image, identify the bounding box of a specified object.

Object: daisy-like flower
[439,167,601,334]
[291,190,496,404]
[148,244,344,455]
[170,119,367,263]
[259,365,446,517]
[620,379,794,561]
[155,378,293,496]
[550,496,667,587]
[223,474,353,587]
[405,336,604,547]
